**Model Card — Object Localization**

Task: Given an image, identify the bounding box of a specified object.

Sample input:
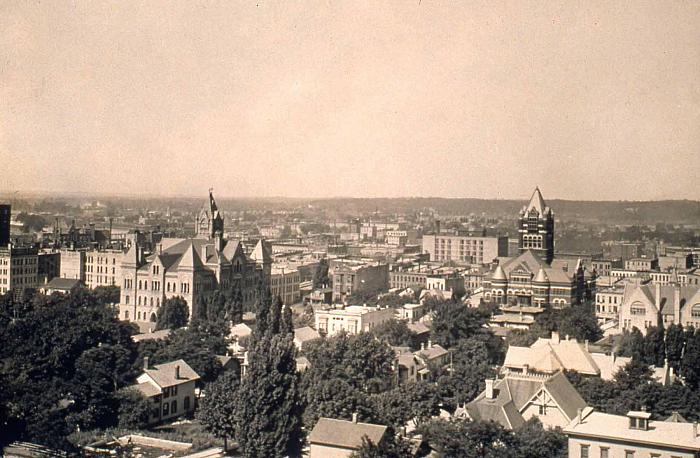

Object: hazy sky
[1,1,698,200]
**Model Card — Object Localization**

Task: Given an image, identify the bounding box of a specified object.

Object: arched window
[692,304,700,318]
[630,301,646,316]
[150,313,157,322]
[124,310,129,319]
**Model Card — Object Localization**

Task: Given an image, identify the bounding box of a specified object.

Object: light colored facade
[465,371,587,430]
[84,249,124,288]
[618,282,700,335]
[596,283,626,324]
[270,266,301,305]
[133,358,199,425]
[564,409,700,458]
[59,248,86,281]
[308,417,387,458]
[0,245,38,299]
[422,234,507,265]
[624,257,659,271]
[426,272,465,296]
[315,305,395,336]
[118,192,271,326]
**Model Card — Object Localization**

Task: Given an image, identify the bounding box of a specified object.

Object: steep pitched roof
[543,371,587,420]
[523,187,549,216]
[249,239,272,264]
[467,371,586,429]
[143,359,200,388]
[308,418,387,449]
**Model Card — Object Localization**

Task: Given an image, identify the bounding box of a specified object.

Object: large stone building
[618,281,700,335]
[564,408,700,458]
[483,250,585,308]
[518,187,554,264]
[330,259,389,303]
[118,192,271,327]
[483,188,585,308]
[0,245,39,299]
[422,234,508,265]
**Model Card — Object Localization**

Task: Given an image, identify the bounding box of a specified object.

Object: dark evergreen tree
[233,291,302,457]
[643,326,666,367]
[155,296,190,330]
[682,327,700,390]
[665,323,685,372]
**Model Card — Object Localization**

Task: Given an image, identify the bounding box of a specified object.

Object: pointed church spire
[526,186,548,215]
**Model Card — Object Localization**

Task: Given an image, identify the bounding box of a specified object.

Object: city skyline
[2,1,699,201]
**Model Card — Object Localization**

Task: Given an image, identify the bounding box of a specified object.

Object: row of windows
[579,444,681,458]
[87,256,117,264]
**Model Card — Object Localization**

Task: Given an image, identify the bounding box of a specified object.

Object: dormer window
[627,411,651,431]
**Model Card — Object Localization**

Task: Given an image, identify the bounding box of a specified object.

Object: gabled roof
[142,359,200,388]
[44,277,82,290]
[308,417,387,450]
[467,371,586,430]
[249,239,272,264]
[294,326,321,343]
[522,187,550,216]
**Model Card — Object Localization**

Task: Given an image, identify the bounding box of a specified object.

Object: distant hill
[307,198,700,225]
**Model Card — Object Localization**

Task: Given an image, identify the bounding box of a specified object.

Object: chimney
[143,356,149,371]
[576,408,583,425]
[655,283,661,310]
[611,350,616,363]
[421,342,426,351]
[485,379,495,399]
[694,422,698,438]
[551,331,560,344]
[566,334,570,341]
[352,412,358,424]
[523,364,529,374]
[428,340,432,348]
[175,365,181,379]
[584,340,589,352]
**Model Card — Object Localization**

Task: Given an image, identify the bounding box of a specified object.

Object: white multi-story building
[422,234,508,265]
[315,305,395,336]
[0,245,38,299]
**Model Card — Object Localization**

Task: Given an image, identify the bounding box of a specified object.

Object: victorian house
[618,281,700,335]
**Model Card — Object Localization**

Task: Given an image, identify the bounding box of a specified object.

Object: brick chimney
[352,412,358,424]
[175,365,180,379]
[143,356,149,370]
[551,331,560,344]
[485,379,495,399]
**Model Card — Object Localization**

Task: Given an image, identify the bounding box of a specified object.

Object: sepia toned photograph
[1,1,699,456]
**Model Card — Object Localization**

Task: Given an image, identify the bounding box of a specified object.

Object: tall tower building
[0,204,10,247]
[518,187,554,264]
[195,190,224,239]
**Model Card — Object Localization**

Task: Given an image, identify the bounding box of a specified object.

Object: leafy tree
[148,322,227,384]
[616,327,645,360]
[514,418,567,458]
[233,292,302,457]
[116,389,152,429]
[430,302,490,348]
[301,378,373,429]
[312,258,329,289]
[350,430,412,458]
[156,296,190,330]
[371,319,417,349]
[436,337,497,410]
[417,418,519,458]
[197,370,240,451]
[505,328,538,347]
[370,381,440,428]
[531,303,602,343]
